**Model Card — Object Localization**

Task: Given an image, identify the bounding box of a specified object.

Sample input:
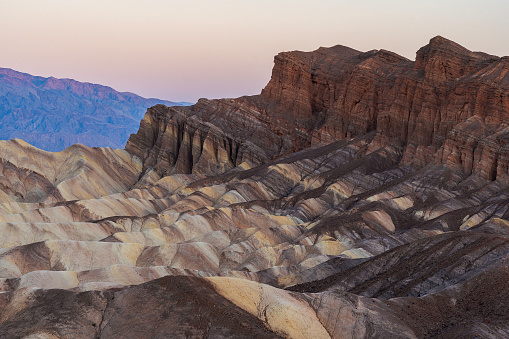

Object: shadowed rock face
[2,36,509,338]
[0,276,281,338]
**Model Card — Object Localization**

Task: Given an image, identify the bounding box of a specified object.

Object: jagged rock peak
[414,35,499,80]
[361,49,410,63]
[280,44,362,62]
[428,35,472,51]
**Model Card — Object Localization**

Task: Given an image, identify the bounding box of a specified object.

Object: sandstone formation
[1,36,509,338]
[127,36,509,181]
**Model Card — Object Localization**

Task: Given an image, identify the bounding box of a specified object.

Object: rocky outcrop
[262,36,507,146]
[127,36,509,180]
[437,116,509,180]
[126,101,291,179]
[261,36,509,176]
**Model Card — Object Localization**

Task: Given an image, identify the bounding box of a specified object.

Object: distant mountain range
[0,68,191,151]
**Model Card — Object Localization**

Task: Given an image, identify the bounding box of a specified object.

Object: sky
[1,0,508,103]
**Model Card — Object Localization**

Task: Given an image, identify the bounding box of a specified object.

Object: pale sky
[1,0,507,102]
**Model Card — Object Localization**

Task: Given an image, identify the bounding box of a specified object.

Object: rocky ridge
[1,36,509,338]
[127,36,509,181]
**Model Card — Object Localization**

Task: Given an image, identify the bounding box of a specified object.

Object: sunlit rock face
[0,68,190,151]
[2,37,509,338]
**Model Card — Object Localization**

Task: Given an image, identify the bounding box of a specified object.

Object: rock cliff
[127,36,509,180]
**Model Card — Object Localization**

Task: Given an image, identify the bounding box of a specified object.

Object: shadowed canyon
[1,36,509,338]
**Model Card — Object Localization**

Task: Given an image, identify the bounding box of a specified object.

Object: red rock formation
[126,103,275,178]
[126,36,509,180]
